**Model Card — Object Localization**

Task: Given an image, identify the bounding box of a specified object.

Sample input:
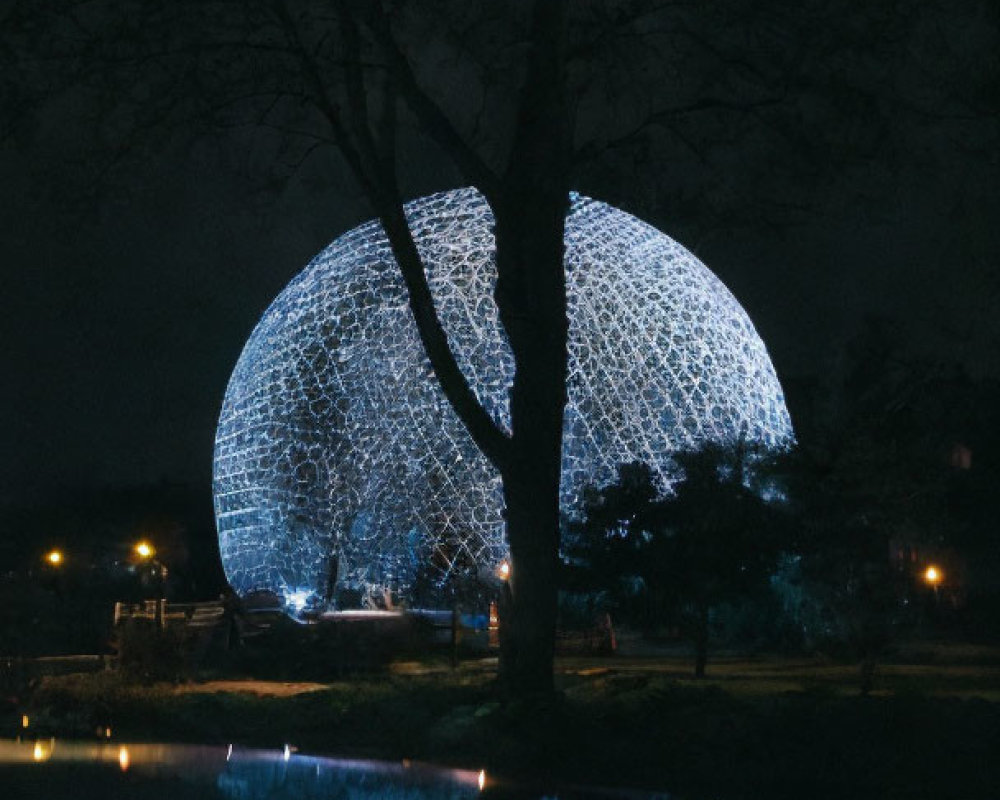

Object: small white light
[283,590,311,612]
[283,744,291,761]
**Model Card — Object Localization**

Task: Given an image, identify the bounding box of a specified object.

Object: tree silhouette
[570,446,789,676]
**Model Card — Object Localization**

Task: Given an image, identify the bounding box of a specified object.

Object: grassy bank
[15,654,1000,800]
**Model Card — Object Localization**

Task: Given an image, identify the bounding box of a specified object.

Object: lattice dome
[214,188,793,610]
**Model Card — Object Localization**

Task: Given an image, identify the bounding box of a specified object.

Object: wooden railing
[113,599,226,629]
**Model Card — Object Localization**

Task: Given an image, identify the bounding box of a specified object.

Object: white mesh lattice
[213,189,793,608]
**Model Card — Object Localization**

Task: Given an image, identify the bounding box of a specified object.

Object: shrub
[114,619,193,684]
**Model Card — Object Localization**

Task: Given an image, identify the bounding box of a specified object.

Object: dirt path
[174,680,330,696]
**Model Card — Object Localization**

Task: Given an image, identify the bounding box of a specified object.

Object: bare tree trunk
[490,0,570,698]
[493,190,568,696]
[499,461,562,695]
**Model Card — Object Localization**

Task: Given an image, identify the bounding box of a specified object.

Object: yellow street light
[44,549,64,566]
[497,560,510,581]
[924,565,943,586]
[134,541,155,560]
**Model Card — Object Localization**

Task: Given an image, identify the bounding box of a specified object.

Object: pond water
[0,739,672,799]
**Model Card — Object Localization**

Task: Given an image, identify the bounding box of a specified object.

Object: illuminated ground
[169,650,1000,702]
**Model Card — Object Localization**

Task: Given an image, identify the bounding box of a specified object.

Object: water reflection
[0,739,672,799]
[32,739,53,762]
[217,752,481,799]
[0,740,482,799]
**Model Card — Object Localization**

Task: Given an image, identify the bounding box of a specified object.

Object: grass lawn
[13,645,1000,800]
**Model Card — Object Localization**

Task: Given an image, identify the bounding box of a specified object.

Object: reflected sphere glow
[213,189,793,609]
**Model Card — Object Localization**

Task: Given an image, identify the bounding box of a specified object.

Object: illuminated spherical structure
[214,188,793,609]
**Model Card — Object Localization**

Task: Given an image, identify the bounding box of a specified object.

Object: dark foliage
[774,325,1000,689]
[114,619,194,685]
[0,657,39,718]
[0,571,120,657]
[209,615,429,681]
[567,444,792,674]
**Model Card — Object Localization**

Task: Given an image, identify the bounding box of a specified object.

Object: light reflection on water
[0,740,482,799]
[0,739,673,799]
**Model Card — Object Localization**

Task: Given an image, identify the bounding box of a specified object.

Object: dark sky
[2,1,998,503]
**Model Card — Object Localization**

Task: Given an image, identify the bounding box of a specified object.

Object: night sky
[2,1,998,505]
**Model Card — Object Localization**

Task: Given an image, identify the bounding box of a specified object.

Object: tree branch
[271,0,379,198]
[374,199,512,470]
[275,0,511,470]
[335,0,383,179]
[360,1,502,201]
[573,92,785,167]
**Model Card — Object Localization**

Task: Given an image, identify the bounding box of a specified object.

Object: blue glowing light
[282,589,313,612]
[214,188,793,608]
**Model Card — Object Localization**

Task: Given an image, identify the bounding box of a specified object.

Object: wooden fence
[113,599,226,630]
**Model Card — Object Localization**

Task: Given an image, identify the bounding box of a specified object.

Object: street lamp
[489,561,512,651]
[133,539,167,626]
[41,549,67,598]
[923,564,944,614]
[134,541,155,560]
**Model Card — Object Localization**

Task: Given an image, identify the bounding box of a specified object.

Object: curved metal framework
[213,189,793,609]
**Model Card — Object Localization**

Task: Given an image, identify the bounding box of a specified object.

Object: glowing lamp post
[41,549,67,599]
[489,560,512,650]
[924,564,944,616]
[134,540,167,627]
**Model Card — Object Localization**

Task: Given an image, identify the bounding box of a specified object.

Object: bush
[1,657,39,721]
[213,614,428,680]
[114,620,193,684]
